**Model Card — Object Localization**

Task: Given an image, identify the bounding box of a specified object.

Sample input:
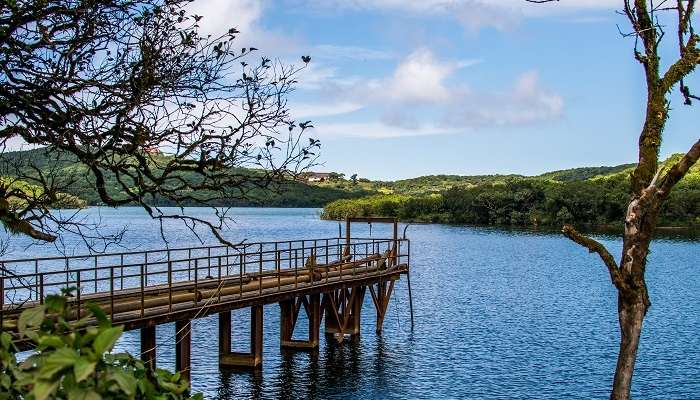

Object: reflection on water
[2,207,699,399]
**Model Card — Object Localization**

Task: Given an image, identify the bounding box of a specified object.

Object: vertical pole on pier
[219,311,231,356]
[176,319,192,382]
[309,293,321,347]
[219,306,264,369]
[350,286,365,337]
[0,275,4,331]
[280,294,321,351]
[279,299,294,346]
[251,305,263,367]
[376,282,384,334]
[345,218,351,246]
[140,326,157,370]
[392,219,398,266]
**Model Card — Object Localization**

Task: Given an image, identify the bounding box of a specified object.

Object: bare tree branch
[0,1,319,251]
[658,138,700,196]
[562,224,625,290]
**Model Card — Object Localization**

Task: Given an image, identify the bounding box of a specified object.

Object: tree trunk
[611,292,648,400]
[609,195,657,399]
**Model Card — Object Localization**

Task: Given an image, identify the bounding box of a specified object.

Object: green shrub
[0,291,201,400]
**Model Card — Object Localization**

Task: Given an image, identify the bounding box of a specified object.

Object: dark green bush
[0,291,201,400]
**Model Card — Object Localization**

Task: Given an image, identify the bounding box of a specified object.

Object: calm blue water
[2,207,699,399]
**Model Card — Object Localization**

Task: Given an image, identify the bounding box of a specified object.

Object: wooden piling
[175,319,192,382]
[219,311,232,355]
[280,294,321,350]
[140,325,157,370]
[219,305,263,369]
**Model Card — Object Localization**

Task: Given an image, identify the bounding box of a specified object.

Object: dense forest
[321,154,700,228]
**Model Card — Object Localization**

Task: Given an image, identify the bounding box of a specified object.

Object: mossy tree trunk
[556,1,700,399]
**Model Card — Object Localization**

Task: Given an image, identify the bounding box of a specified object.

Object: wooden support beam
[369,280,395,334]
[140,325,157,370]
[309,293,321,347]
[219,311,231,356]
[323,290,344,343]
[175,319,192,382]
[251,305,263,367]
[349,286,365,336]
[280,294,321,351]
[322,286,365,342]
[220,305,263,369]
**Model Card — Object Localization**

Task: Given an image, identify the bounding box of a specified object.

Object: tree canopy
[0,0,318,248]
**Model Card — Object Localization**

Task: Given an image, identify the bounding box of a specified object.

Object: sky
[193,0,699,180]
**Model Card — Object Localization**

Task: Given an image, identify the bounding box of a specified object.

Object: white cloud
[300,50,563,137]
[441,71,564,128]
[314,122,457,138]
[312,45,394,61]
[387,48,458,103]
[291,101,365,118]
[305,0,619,30]
[312,48,478,105]
[188,0,262,36]
[188,0,300,53]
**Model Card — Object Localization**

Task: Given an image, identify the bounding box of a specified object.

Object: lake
[1,207,699,399]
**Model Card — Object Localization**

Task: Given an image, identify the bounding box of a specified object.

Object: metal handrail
[0,238,409,314]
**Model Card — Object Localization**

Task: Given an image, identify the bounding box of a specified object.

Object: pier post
[251,305,263,366]
[219,311,232,356]
[219,305,263,369]
[175,319,192,382]
[280,294,321,350]
[309,293,321,346]
[140,325,157,370]
[349,286,365,337]
[370,279,396,334]
[322,287,364,342]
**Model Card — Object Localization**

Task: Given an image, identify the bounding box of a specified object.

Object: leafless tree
[0,1,319,251]
[527,1,700,399]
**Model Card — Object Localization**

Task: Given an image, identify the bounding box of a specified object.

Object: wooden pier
[0,218,411,380]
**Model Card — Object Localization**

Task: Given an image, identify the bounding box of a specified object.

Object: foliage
[0,292,201,400]
[0,177,86,211]
[0,149,371,209]
[322,155,700,227]
[0,0,317,245]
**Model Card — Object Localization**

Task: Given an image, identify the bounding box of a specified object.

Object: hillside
[321,155,700,228]
[0,148,372,208]
[3,148,698,226]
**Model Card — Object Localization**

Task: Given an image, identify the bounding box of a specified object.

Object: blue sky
[192,0,699,180]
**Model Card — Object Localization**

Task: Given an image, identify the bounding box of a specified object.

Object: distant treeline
[0,148,372,208]
[321,173,700,227]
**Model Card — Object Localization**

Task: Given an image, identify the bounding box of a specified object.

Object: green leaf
[37,334,66,350]
[40,347,79,379]
[31,379,60,400]
[18,306,45,335]
[44,294,66,313]
[93,326,123,355]
[109,369,137,396]
[73,358,96,382]
[86,303,110,328]
[0,332,14,351]
[84,391,102,400]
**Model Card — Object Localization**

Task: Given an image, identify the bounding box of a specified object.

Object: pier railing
[0,237,409,327]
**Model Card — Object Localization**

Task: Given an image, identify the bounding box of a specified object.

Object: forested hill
[321,155,700,228]
[0,148,372,208]
[3,148,698,227]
